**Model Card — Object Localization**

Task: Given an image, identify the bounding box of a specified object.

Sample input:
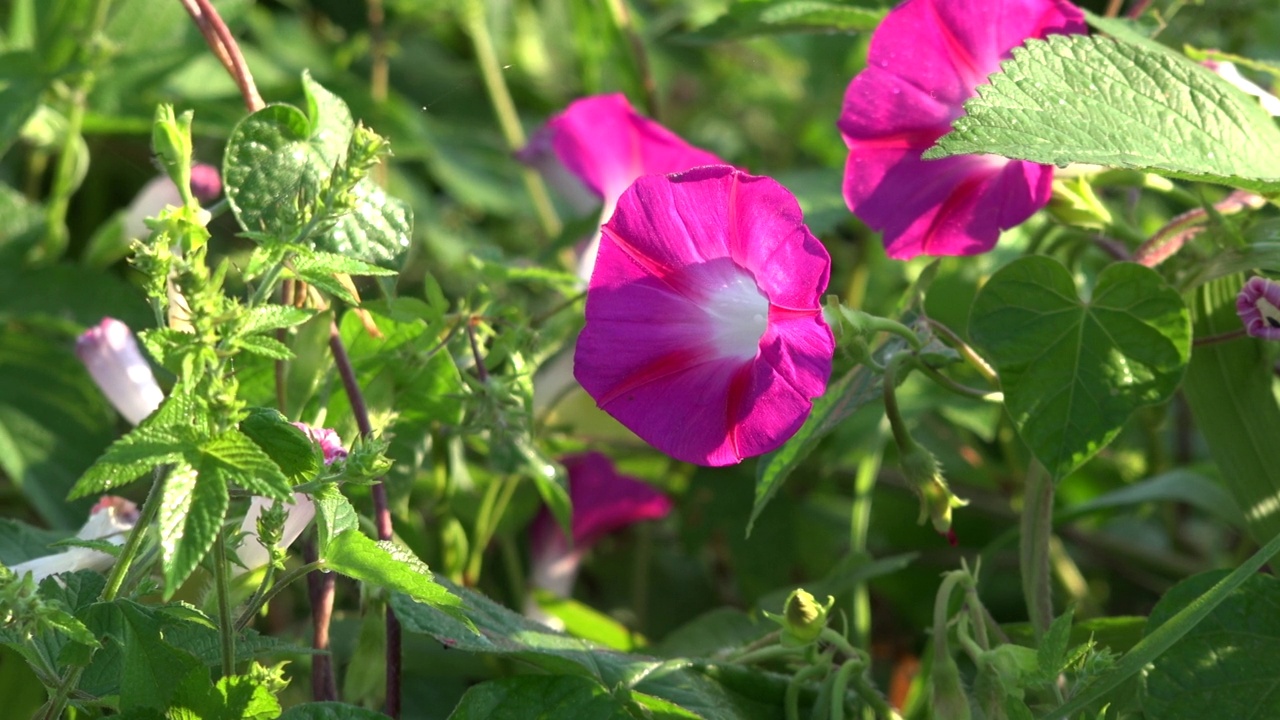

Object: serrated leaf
[239,407,319,484]
[294,251,399,277]
[0,519,68,564]
[1037,608,1075,679]
[81,600,205,712]
[69,422,187,499]
[311,483,359,551]
[321,178,412,268]
[196,429,293,501]
[926,34,1280,193]
[323,530,466,622]
[169,668,282,720]
[969,257,1190,480]
[239,305,315,335]
[235,333,295,360]
[157,463,227,596]
[679,0,885,43]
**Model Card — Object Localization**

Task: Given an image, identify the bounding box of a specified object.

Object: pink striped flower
[521,94,723,279]
[1237,276,1280,340]
[838,0,1085,259]
[573,166,834,466]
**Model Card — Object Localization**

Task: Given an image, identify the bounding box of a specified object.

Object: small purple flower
[291,422,347,465]
[527,453,673,601]
[574,166,834,466]
[1237,276,1280,340]
[837,0,1085,259]
[521,94,723,279]
[77,318,164,426]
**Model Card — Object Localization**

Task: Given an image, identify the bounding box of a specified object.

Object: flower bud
[901,444,968,538]
[77,318,164,426]
[763,588,835,647]
[931,647,973,720]
[235,494,316,575]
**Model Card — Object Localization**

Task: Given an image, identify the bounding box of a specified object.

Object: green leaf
[223,73,409,266]
[168,669,282,720]
[531,590,642,651]
[1043,522,1280,720]
[238,306,315,335]
[0,519,67,564]
[1182,277,1280,543]
[157,463,227,596]
[448,675,630,720]
[925,34,1280,193]
[679,0,885,43]
[279,702,392,720]
[1176,242,1280,294]
[1144,573,1280,720]
[1037,608,1074,678]
[82,600,205,712]
[1055,469,1245,531]
[235,333,296,360]
[291,250,399,278]
[196,429,293,502]
[239,407,320,484]
[323,530,466,621]
[69,423,186,499]
[969,257,1191,480]
[311,484,359,552]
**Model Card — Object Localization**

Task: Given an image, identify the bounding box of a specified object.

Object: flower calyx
[764,588,835,647]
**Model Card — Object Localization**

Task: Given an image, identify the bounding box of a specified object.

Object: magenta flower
[291,422,348,465]
[521,94,723,279]
[837,0,1085,259]
[526,452,672,620]
[573,166,834,466]
[77,318,165,426]
[1237,276,1280,340]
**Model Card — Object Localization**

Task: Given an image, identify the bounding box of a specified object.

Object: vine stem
[213,528,236,677]
[178,0,264,112]
[329,321,401,717]
[1020,462,1055,638]
[303,540,339,702]
[461,0,562,238]
[848,448,882,651]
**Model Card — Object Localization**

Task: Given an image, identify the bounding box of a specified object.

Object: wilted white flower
[9,497,139,582]
[77,318,164,426]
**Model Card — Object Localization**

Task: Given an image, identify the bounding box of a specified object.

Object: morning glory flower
[1237,276,1280,340]
[520,93,723,279]
[77,318,165,426]
[525,452,672,625]
[8,497,139,582]
[573,166,834,466]
[837,0,1085,259]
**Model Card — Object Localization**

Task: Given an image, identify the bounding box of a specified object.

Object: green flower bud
[901,444,968,541]
[765,588,835,647]
[152,105,196,208]
[1047,176,1111,230]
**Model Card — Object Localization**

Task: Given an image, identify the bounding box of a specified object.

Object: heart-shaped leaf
[970,256,1190,479]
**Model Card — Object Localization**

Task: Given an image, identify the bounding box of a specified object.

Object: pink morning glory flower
[77,318,165,426]
[291,422,348,465]
[526,452,672,623]
[521,93,723,279]
[1237,276,1280,340]
[837,0,1085,259]
[573,166,835,466]
[8,497,139,582]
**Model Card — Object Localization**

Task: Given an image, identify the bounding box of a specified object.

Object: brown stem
[328,321,400,717]
[1132,190,1265,267]
[178,0,264,112]
[303,539,339,702]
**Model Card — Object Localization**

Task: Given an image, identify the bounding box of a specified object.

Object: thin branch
[178,0,264,112]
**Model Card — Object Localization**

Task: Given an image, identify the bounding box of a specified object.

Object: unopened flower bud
[235,494,316,575]
[764,588,834,647]
[901,444,968,538]
[77,318,164,426]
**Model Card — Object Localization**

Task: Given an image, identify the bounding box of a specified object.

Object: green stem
[786,663,829,720]
[819,628,866,662]
[880,354,914,452]
[829,659,859,720]
[1020,463,1055,639]
[846,662,903,720]
[248,254,293,307]
[462,0,562,238]
[848,448,882,651]
[213,529,236,678]
[926,319,998,385]
[235,561,326,631]
[103,466,167,601]
[465,476,519,584]
[915,362,1003,402]
[732,644,802,666]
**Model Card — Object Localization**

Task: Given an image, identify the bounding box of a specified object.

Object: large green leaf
[969,257,1190,480]
[239,407,320,484]
[926,34,1280,194]
[222,72,410,266]
[1145,572,1280,720]
[195,428,293,502]
[80,600,205,713]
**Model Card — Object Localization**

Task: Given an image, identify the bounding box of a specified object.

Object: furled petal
[9,496,138,582]
[235,493,317,575]
[291,422,348,465]
[77,318,164,426]
[1237,276,1280,340]
[838,0,1085,259]
[574,166,834,466]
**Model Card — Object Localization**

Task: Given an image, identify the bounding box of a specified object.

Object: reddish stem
[178,0,264,112]
[303,539,339,702]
